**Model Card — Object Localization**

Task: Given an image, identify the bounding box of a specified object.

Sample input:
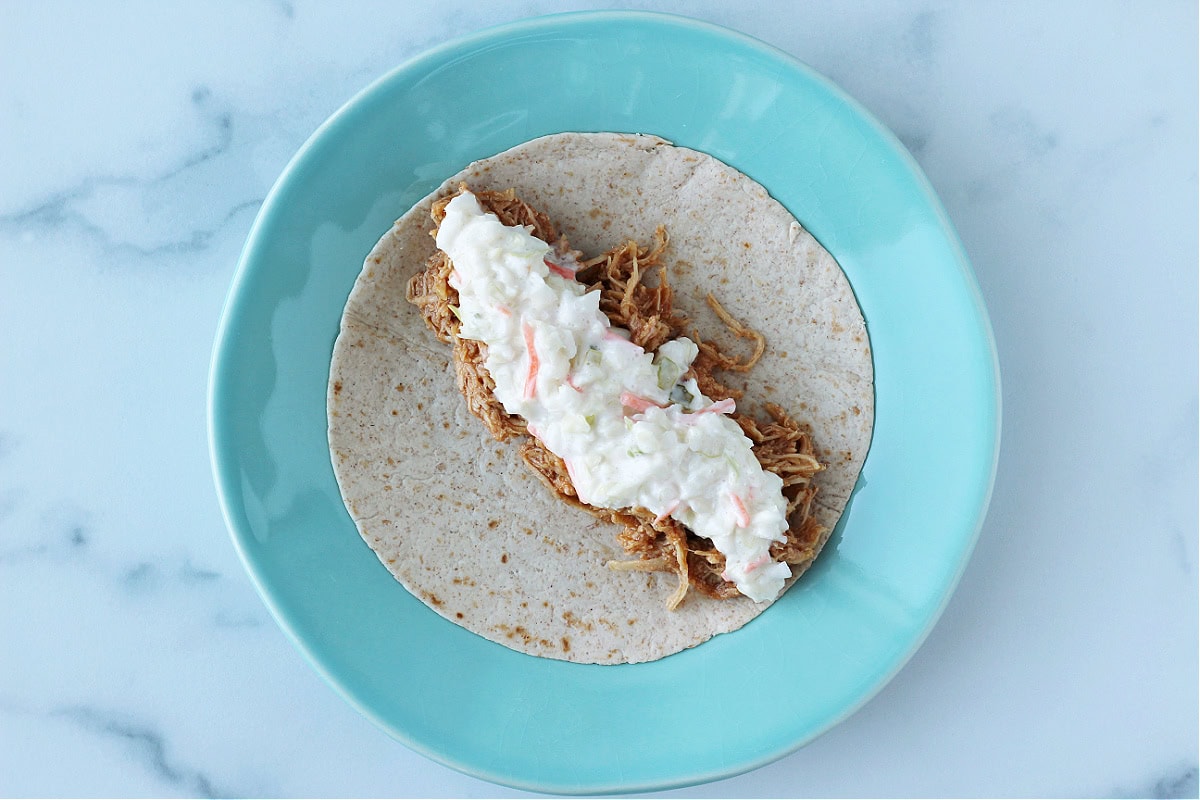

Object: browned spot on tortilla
[500,553,508,563]
[561,637,571,652]
[742,241,752,249]
[391,409,398,416]
[416,402,423,410]
[395,384,405,391]
[373,256,381,264]
[523,527,533,536]
[426,593,443,607]
[588,208,601,218]
[456,612,464,619]
[333,381,343,394]
[562,611,593,631]
[852,406,861,416]
[627,618,637,625]
[497,624,537,646]
[488,520,500,529]
[832,320,845,333]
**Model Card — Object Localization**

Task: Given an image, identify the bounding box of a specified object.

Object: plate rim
[208,9,1002,794]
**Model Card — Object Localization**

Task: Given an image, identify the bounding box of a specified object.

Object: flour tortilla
[328,133,873,664]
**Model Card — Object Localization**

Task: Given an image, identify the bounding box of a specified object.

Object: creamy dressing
[437,191,791,602]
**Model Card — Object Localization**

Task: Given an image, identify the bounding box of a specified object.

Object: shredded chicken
[406,187,826,608]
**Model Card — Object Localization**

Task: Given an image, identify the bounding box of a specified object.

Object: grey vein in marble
[213,609,266,629]
[0,495,235,603]
[1154,768,1200,800]
[0,488,22,524]
[2,89,231,218]
[122,561,157,591]
[0,504,89,560]
[863,9,941,159]
[0,188,262,261]
[0,541,49,563]
[118,560,224,592]
[180,559,222,584]
[896,129,930,158]
[54,706,235,799]
[1113,764,1200,800]
[902,9,937,67]
[962,106,1063,207]
[1170,526,1194,576]
[989,106,1060,158]
[0,88,262,261]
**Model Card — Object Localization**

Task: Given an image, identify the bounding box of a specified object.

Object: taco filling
[407,187,825,608]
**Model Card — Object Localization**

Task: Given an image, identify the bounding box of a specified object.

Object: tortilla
[328,133,873,664]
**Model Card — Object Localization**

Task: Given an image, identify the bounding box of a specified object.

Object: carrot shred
[522,322,539,400]
[730,493,750,528]
[619,391,663,414]
[683,398,736,419]
[544,257,575,280]
[654,500,681,524]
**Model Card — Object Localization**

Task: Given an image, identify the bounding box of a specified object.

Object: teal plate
[208,11,999,795]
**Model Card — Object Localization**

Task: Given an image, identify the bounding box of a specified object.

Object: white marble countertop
[2,2,1196,797]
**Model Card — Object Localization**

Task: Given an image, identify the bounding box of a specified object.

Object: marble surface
[1,1,1196,797]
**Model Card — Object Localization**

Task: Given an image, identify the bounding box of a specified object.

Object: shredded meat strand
[405,186,827,608]
[697,293,767,373]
